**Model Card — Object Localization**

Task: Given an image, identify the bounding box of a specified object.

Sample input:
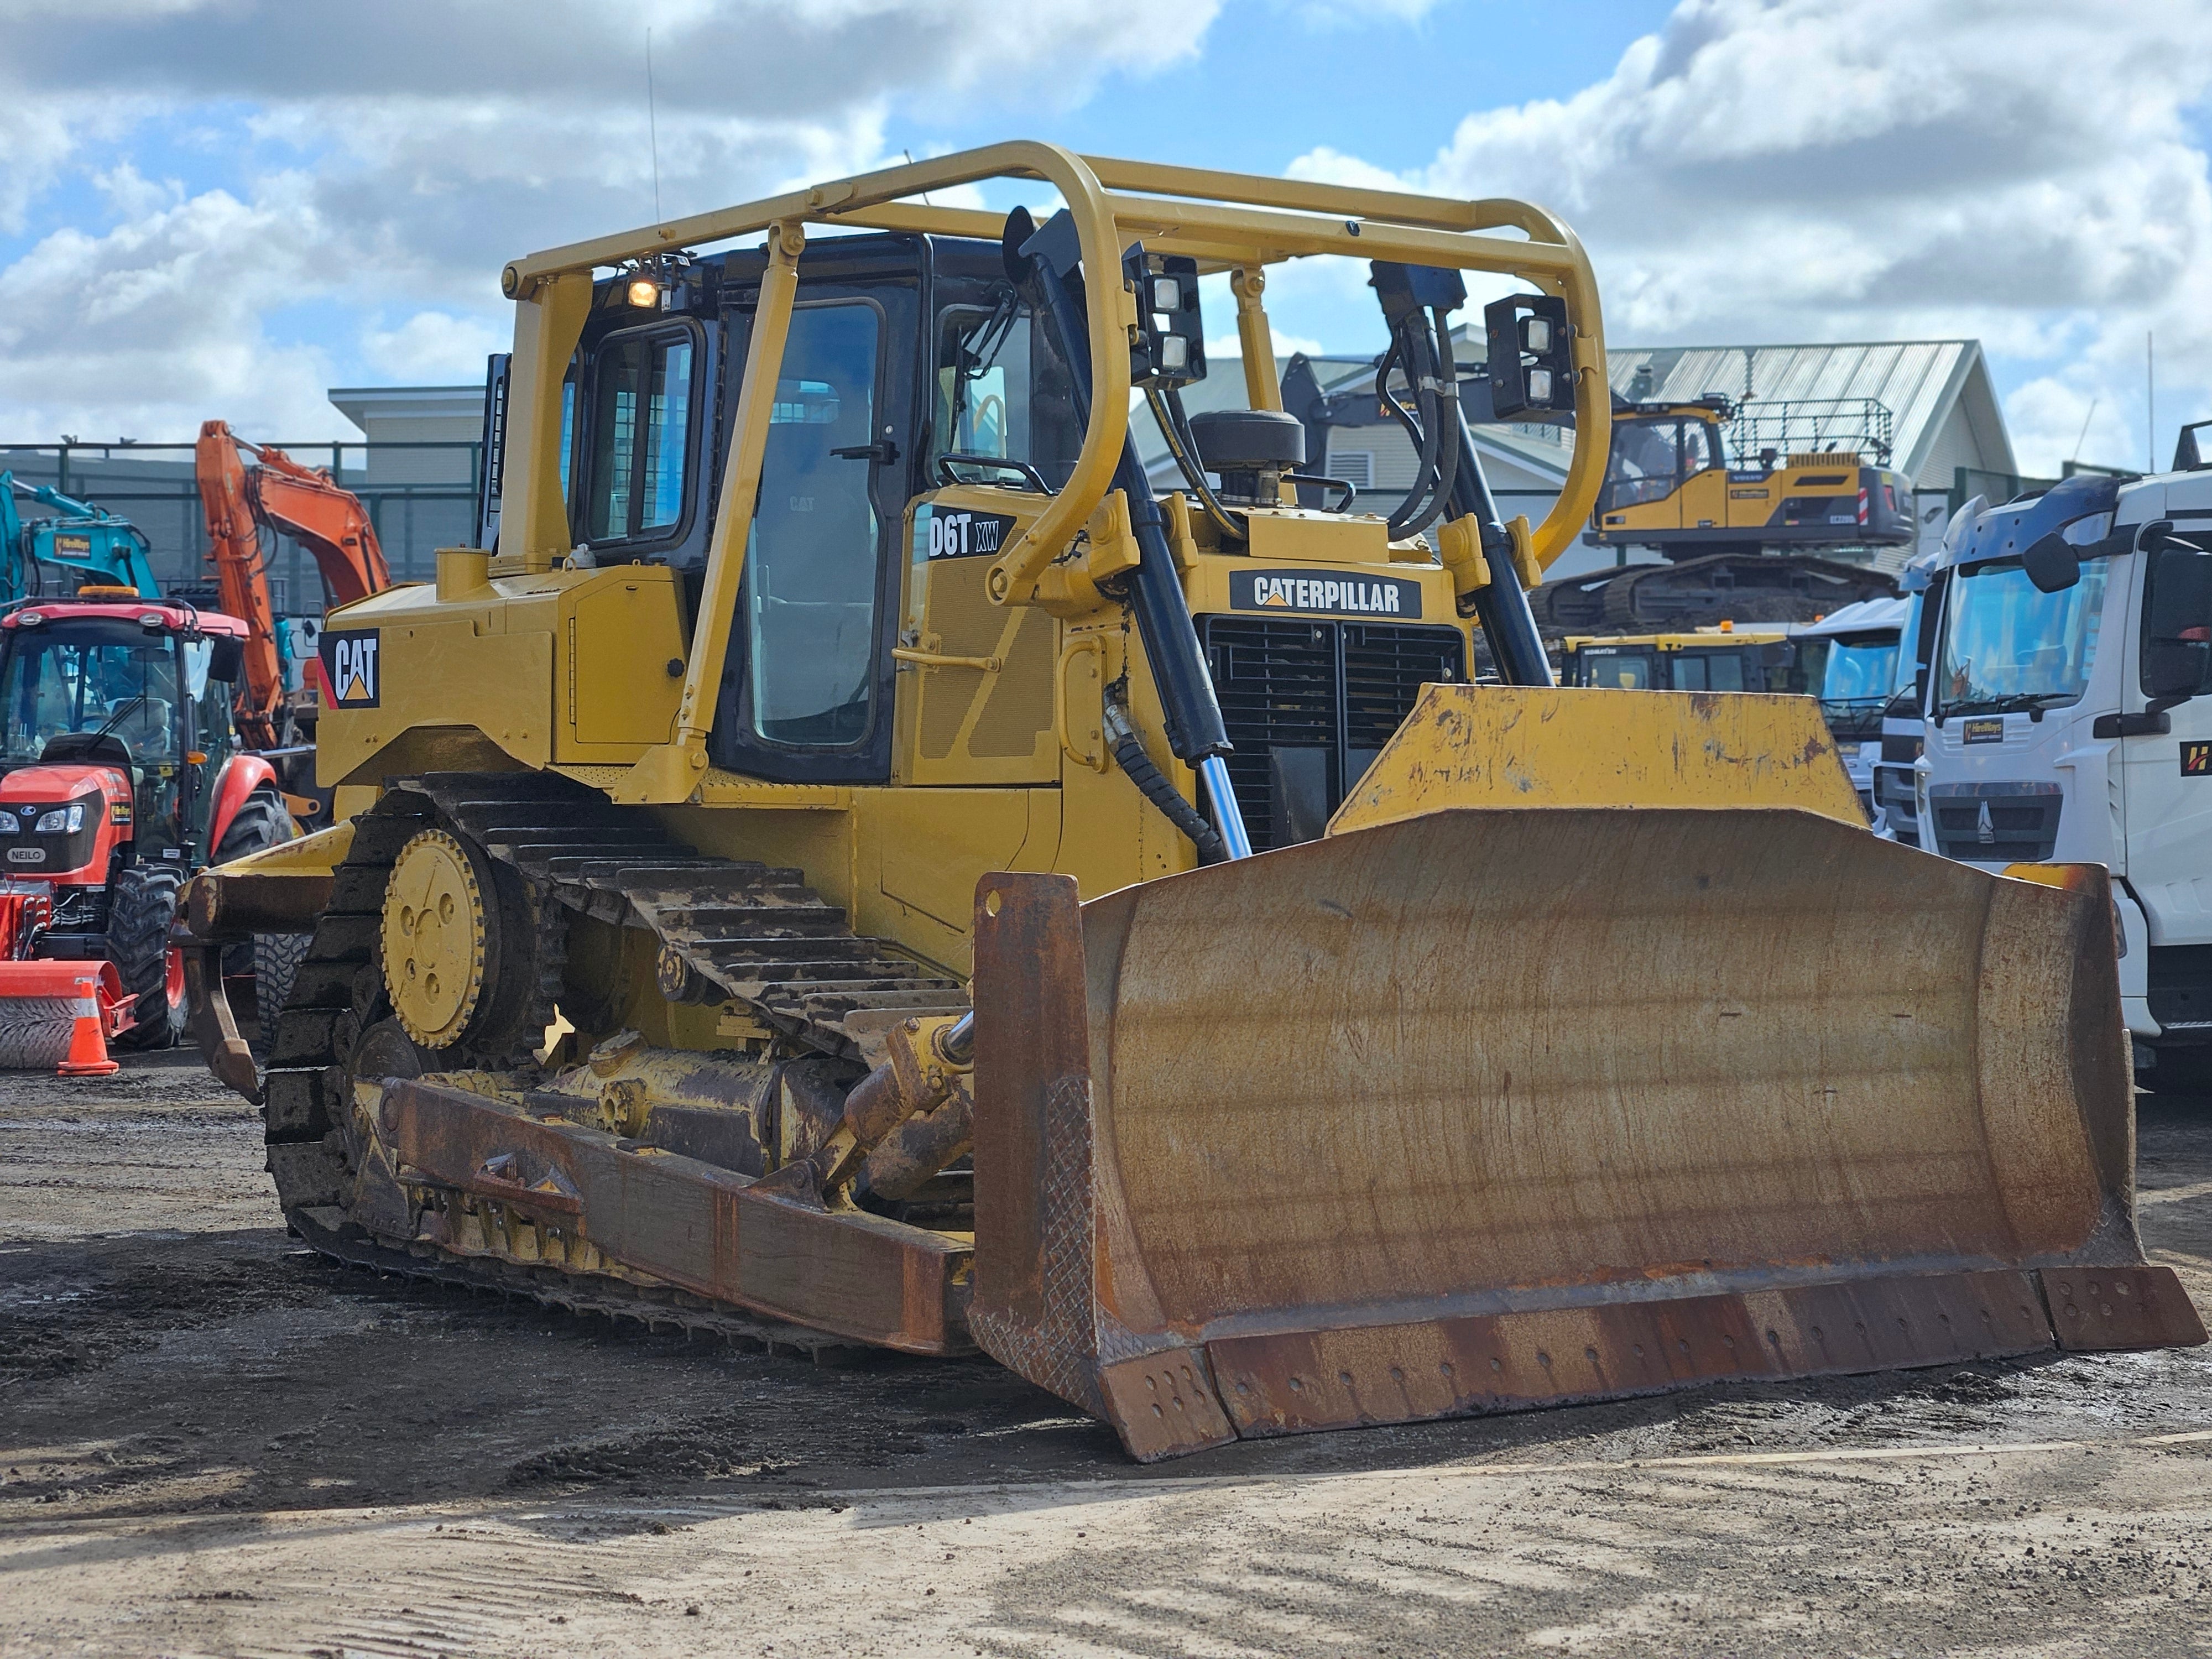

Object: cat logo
[321,629,381,709]
[1231,569,1422,619]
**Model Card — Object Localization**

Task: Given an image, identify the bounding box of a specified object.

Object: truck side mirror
[2144,534,2212,707]
[2020,531,2080,594]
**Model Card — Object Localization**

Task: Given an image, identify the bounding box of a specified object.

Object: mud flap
[967,810,2206,1463]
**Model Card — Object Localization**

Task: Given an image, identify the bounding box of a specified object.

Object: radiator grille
[1201,615,1464,850]
[1928,784,2062,863]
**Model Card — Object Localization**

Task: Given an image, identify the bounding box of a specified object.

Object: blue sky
[1,0,2209,476]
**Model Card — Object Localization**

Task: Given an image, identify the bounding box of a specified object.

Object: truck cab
[1786,597,1907,820]
[1916,467,2212,1082]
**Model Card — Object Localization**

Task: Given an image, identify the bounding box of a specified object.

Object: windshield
[1936,558,2111,716]
[0,625,181,765]
[1601,420,1677,510]
[1820,635,1898,709]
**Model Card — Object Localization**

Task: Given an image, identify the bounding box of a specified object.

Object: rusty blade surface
[1079,807,2138,1336]
[1208,1271,2057,1437]
[963,809,2199,1462]
[379,1078,971,1353]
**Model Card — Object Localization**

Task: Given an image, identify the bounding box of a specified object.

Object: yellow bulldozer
[183,145,2199,1463]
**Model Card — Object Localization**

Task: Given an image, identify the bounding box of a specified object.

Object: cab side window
[928,300,1082,489]
[585,327,697,545]
[1601,421,1681,511]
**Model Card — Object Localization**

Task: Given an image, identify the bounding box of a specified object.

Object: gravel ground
[2,1052,2209,1658]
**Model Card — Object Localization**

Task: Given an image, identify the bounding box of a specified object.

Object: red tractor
[0,588,296,1062]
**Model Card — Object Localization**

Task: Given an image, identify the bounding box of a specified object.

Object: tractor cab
[0,592,251,883]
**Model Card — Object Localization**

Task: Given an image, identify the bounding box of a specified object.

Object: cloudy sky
[2,0,2209,475]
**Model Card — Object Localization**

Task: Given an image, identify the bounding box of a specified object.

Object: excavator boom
[193,422,287,748]
[246,443,392,608]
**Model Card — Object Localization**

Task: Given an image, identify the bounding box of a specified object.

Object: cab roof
[0,596,251,638]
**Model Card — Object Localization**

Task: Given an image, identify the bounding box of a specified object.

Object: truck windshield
[0,625,181,765]
[1822,634,1898,706]
[1935,557,2111,717]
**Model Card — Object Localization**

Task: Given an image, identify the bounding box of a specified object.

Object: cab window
[1681,420,1718,474]
[1577,649,1654,689]
[584,326,697,544]
[1601,420,1680,511]
[743,302,884,750]
[927,299,1083,489]
[1670,650,1747,692]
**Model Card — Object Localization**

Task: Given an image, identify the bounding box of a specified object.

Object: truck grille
[1201,616,1465,851]
[1927,781,2062,863]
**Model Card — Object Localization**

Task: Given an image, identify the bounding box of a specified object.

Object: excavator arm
[193,423,287,749]
[194,421,397,752]
[243,442,392,608]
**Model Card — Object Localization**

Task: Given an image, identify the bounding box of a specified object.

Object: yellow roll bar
[493,142,1610,797]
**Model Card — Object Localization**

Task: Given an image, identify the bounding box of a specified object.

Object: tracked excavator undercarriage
[187,147,2204,1462]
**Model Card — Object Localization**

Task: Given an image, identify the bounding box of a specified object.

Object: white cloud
[361,311,508,384]
[1295,0,2212,476]
[0,0,1238,439]
[0,176,346,441]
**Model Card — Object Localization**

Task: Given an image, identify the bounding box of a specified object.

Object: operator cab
[524,231,1464,841]
[0,593,250,878]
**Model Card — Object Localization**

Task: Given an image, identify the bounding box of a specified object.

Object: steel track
[260,771,972,1355]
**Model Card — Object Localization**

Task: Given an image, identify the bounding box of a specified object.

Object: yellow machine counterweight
[183,145,2200,1462]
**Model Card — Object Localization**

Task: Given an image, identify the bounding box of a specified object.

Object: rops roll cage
[489,142,1611,805]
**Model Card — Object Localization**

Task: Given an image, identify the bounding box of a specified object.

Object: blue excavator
[0,473,163,600]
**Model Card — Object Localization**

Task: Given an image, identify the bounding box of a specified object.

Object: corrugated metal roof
[1606,341,1989,482]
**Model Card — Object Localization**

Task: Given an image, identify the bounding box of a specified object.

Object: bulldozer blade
[968,810,2205,1463]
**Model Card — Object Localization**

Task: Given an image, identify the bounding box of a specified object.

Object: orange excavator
[192,420,393,753]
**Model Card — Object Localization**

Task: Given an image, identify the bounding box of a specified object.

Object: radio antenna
[646,28,663,223]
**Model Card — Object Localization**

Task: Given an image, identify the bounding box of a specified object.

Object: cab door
[2120,532,2212,940]
[710,281,919,784]
[1674,419,1730,533]
[1597,419,1683,535]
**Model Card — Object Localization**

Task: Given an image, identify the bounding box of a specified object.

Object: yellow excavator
[1594,394,1918,558]
[183,146,2199,1463]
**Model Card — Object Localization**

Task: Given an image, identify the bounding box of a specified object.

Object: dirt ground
[3,1056,2210,1658]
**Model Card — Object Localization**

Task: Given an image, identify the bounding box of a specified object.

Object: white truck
[1917,460,2212,1089]
[1788,596,1908,822]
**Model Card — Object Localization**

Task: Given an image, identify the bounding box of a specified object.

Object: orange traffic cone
[58,973,118,1077]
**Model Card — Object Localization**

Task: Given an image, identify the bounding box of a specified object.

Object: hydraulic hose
[1147,384,1245,542]
[1104,699,1229,863]
[1018,234,1237,770]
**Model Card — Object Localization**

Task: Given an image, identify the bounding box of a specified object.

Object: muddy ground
[2,1056,2210,1658]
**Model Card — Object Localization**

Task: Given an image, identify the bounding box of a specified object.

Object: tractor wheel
[109,863,186,1049]
[215,784,302,1046]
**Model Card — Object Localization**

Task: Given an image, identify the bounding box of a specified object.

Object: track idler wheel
[379,828,538,1056]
